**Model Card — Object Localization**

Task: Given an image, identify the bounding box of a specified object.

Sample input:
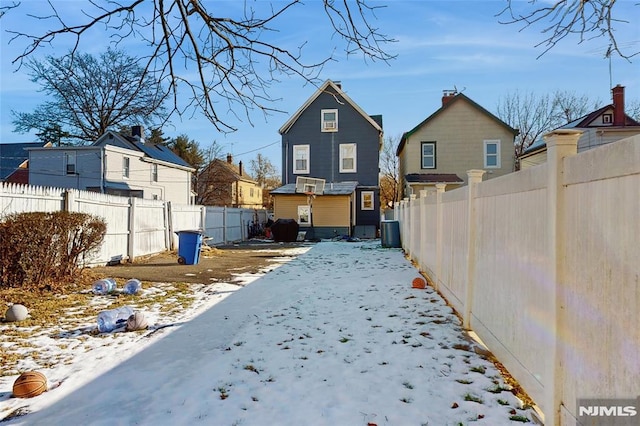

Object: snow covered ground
[1,240,535,425]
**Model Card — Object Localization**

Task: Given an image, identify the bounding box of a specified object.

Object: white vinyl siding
[293,145,310,174]
[339,143,357,173]
[484,140,501,168]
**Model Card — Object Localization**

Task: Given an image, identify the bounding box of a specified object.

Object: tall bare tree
[250,153,280,209]
[7,1,395,133]
[497,1,638,59]
[379,134,400,210]
[496,89,596,169]
[12,49,167,144]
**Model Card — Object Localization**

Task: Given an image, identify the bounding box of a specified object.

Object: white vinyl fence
[396,131,640,426]
[0,184,268,265]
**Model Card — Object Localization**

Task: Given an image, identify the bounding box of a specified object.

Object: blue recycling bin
[176,230,203,265]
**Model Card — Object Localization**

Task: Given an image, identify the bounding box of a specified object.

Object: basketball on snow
[412,277,426,289]
[126,311,149,331]
[12,371,48,398]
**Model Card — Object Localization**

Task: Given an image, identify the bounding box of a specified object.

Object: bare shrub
[0,212,106,291]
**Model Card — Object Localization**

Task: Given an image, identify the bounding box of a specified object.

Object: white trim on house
[339,143,357,173]
[293,145,310,174]
[483,140,501,169]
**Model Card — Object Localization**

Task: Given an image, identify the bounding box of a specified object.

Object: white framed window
[64,152,76,175]
[339,143,357,173]
[152,163,158,182]
[421,142,436,169]
[123,157,130,178]
[321,109,338,132]
[484,140,501,168]
[361,191,374,210]
[602,113,613,124]
[293,145,310,174]
[298,205,311,225]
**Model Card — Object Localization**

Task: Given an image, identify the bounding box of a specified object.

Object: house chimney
[442,89,457,106]
[226,153,233,164]
[238,160,243,176]
[612,84,625,126]
[131,125,145,143]
[334,80,342,90]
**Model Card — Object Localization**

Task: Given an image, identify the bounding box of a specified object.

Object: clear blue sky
[1,1,639,173]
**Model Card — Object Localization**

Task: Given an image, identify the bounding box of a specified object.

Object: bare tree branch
[497,89,596,169]
[0,1,20,19]
[496,0,638,59]
[379,134,400,209]
[7,1,396,133]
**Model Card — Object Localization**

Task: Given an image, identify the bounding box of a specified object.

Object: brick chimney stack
[612,84,625,126]
[239,160,243,176]
[226,153,233,164]
[442,89,457,106]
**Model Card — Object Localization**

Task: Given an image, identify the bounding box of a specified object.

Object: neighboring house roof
[565,105,640,129]
[94,132,194,170]
[0,142,51,180]
[271,181,359,195]
[278,80,383,135]
[200,158,258,184]
[522,104,640,156]
[405,173,464,184]
[396,93,518,156]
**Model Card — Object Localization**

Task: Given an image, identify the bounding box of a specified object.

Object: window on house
[321,109,338,132]
[123,157,130,178]
[361,191,374,211]
[293,145,310,174]
[152,163,158,182]
[421,142,436,169]
[484,140,501,168]
[602,113,613,124]
[64,152,76,175]
[339,143,357,173]
[298,205,311,225]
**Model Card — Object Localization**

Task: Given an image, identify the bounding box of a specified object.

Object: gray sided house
[28,126,195,204]
[274,80,383,238]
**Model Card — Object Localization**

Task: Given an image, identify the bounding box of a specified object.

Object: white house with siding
[28,126,195,204]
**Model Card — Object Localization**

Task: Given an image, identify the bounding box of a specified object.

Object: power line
[233,140,280,157]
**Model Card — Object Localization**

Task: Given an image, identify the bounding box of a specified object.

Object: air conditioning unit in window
[323,121,336,130]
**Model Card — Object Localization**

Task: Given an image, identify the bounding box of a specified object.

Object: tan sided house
[397,90,518,197]
[197,154,264,208]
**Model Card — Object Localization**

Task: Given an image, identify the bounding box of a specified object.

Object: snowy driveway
[4,240,533,425]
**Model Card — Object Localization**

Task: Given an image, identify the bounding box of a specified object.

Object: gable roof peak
[279,79,382,135]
